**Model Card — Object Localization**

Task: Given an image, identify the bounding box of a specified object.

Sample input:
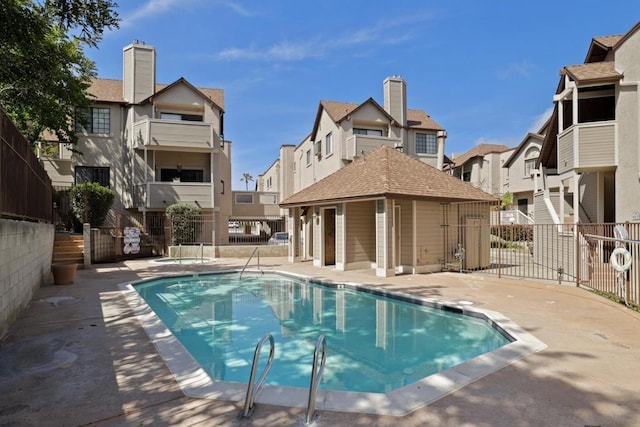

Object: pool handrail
[240,333,275,418]
[239,247,261,279]
[305,334,327,425]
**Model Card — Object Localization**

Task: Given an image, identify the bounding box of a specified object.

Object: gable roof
[561,62,622,84]
[280,145,497,207]
[138,77,224,112]
[502,133,543,168]
[451,144,510,168]
[87,77,225,110]
[311,99,444,140]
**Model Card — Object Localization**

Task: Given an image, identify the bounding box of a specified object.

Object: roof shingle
[280,145,497,206]
[451,144,510,167]
[87,77,225,109]
[562,62,622,84]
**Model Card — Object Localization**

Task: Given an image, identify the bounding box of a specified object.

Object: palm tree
[240,172,254,191]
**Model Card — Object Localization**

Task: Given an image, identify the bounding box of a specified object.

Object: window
[160,112,203,122]
[524,147,540,176]
[354,128,383,136]
[462,171,471,182]
[235,194,253,204]
[325,132,333,155]
[259,194,277,204]
[75,166,110,188]
[306,149,312,166]
[75,107,110,134]
[415,133,437,155]
[266,177,272,189]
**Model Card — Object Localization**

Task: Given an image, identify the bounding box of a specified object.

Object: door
[464,217,489,270]
[324,209,336,265]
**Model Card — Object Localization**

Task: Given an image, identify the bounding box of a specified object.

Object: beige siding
[415,201,443,265]
[579,173,598,222]
[134,48,154,103]
[231,192,280,217]
[313,206,321,261]
[343,135,400,161]
[345,201,375,264]
[577,123,615,168]
[146,182,213,208]
[396,200,413,265]
[134,120,213,150]
[558,129,574,174]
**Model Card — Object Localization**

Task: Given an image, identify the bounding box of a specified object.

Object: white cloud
[215,12,434,62]
[499,60,535,80]
[528,106,553,133]
[122,0,253,27]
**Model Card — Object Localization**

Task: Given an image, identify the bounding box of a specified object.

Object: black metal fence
[0,108,52,222]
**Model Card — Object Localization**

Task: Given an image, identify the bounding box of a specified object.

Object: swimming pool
[121,271,545,415]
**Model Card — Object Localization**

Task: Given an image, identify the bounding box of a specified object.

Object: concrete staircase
[53,233,84,266]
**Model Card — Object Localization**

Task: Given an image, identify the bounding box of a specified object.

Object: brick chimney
[122,41,156,103]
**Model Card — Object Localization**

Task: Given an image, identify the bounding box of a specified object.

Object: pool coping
[119,269,546,416]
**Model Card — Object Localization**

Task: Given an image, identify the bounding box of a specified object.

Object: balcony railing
[342,134,401,161]
[132,119,215,150]
[557,121,616,174]
[133,182,214,209]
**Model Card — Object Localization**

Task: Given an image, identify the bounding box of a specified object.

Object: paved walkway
[1,257,639,426]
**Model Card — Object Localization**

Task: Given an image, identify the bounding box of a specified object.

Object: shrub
[166,203,202,245]
[70,182,115,227]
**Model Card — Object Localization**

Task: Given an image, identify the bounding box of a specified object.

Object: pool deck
[1,257,639,426]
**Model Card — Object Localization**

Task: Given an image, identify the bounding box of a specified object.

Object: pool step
[53,233,84,266]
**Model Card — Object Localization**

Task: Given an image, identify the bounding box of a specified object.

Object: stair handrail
[305,335,327,425]
[240,246,261,279]
[240,333,275,418]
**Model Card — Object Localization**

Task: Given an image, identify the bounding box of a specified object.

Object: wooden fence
[0,108,52,222]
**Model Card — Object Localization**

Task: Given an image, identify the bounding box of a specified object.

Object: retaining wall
[0,219,54,339]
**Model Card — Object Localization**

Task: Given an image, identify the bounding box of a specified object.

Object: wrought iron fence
[227,217,285,245]
[0,108,52,222]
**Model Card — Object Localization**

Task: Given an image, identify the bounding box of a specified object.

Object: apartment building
[257,76,447,202]
[448,144,511,196]
[40,42,232,244]
[537,21,640,225]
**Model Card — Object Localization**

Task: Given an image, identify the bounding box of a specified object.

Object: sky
[86,0,640,190]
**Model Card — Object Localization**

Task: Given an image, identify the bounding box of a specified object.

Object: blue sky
[87,1,640,189]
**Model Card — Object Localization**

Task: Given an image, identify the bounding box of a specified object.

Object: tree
[70,182,115,227]
[166,203,202,245]
[241,172,254,191]
[0,1,119,146]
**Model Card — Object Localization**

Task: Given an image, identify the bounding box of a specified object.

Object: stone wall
[0,219,54,339]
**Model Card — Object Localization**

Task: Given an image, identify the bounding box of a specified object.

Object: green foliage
[0,0,119,146]
[166,203,203,245]
[500,192,513,210]
[70,182,114,226]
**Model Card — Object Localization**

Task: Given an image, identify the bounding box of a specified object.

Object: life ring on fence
[610,247,632,272]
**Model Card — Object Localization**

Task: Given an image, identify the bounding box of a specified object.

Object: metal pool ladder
[305,335,327,425]
[240,247,262,279]
[240,333,275,418]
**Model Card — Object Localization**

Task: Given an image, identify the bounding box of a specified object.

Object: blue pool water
[134,272,509,393]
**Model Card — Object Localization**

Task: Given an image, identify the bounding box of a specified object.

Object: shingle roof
[451,144,510,167]
[280,145,497,206]
[319,100,443,130]
[593,34,624,48]
[87,77,225,109]
[562,62,622,84]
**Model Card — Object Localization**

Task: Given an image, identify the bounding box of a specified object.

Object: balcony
[342,135,401,161]
[557,121,616,174]
[133,182,214,209]
[132,119,215,150]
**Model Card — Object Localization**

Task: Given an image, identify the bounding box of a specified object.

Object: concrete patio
[1,257,639,426]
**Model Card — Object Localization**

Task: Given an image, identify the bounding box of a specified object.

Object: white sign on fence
[123,227,140,255]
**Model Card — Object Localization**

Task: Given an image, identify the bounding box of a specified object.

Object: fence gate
[441,202,575,282]
[90,211,166,263]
